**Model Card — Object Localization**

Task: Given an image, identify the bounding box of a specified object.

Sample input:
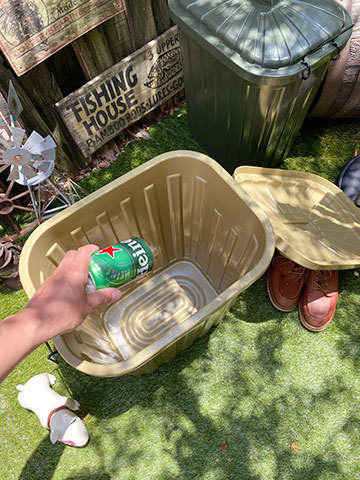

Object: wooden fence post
[123,0,158,50]
[151,0,172,35]
[17,62,86,172]
[72,27,115,81]
[102,11,134,64]
[46,47,87,97]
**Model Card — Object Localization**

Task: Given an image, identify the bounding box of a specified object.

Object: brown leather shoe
[299,270,338,332]
[267,252,308,312]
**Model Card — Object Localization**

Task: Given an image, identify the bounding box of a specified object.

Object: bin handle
[301,61,311,80]
[331,41,341,61]
[300,23,354,79]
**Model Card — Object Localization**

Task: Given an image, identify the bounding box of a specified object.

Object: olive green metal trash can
[168,0,352,172]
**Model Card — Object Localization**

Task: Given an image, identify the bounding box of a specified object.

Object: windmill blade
[33,159,54,173]
[33,159,50,171]
[19,163,37,179]
[39,148,56,161]
[10,126,26,147]
[31,149,55,164]
[7,165,20,181]
[24,132,56,156]
[40,135,56,151]
[23,130,44,153]
[23,131,45,154]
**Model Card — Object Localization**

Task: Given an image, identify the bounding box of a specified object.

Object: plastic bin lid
[234,166,360,270]
[169,0,352,72]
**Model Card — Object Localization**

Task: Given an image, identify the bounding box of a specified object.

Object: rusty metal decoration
[0,240,22,290]
[0,80,87,237]
[0,179,34,234]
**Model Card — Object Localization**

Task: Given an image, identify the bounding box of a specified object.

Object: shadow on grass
[19,436,110,480]
[334,269,360,368]
[15,109,360,479]
[56,331,262,479]
[218,380,345,480]
[17,244,360,479]
[16,282,356,479]
[19,437,65,480]
[36,297,350,480]
[65,471,111,480]
[284,117,360,183]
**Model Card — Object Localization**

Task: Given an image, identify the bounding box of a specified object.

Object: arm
[0,244,122,383]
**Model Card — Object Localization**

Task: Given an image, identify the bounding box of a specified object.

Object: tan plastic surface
[20,151,274,377]
[104,261,217,360]
[234,166,360,270]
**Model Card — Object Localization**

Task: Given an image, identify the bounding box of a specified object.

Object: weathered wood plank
[0,59,46,135]
[151,0,172,35]
[46,46,87,97]
[0,55,80,173]
[57,26,183,156]
[102,11,134,64]
[123,0,158,50]
[18,61,86,171]
[72,27,114,81]
[0,0,125,76]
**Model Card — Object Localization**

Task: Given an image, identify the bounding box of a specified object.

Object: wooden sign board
[0,0,125,76]
[56,25,183,156]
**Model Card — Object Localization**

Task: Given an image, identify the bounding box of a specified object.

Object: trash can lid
[170,0,352,70]
[233,166,360,270]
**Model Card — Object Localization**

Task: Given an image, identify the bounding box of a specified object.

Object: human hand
[24,244,122,342]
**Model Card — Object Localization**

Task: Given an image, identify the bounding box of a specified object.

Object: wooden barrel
[310,0,360,118]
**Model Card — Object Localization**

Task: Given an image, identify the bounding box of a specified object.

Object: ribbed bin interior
[20,151,272,375]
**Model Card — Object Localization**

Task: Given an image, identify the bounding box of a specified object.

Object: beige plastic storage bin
[20,151,274,377]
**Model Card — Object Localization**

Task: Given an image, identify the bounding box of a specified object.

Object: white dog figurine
[17,373,89,447]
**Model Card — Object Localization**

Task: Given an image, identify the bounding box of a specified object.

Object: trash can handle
[301,60,311,80]
[300,23,354,79]
[330,40,341,61]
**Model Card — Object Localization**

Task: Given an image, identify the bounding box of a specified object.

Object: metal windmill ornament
[0,127,56,184]
[0,81,86,225]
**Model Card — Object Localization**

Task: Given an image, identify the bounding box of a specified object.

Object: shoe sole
[266,271,298,312]
[299,301,332,332]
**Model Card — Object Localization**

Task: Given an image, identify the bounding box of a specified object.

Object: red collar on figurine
[47,405,72,429]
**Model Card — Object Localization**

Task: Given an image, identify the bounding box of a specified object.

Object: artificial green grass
[2,105,360,480]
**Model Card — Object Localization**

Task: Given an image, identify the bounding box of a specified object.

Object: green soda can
[86,237,154,293]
